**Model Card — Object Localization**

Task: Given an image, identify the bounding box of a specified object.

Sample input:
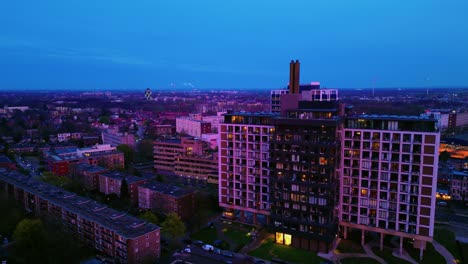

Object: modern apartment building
[138,182,195,221]
[218,112,275,224]
[269,89,343,252]
[340,115,440,258]
[174,153,218,181]
[154,137,217,181]
[0,169,160,264]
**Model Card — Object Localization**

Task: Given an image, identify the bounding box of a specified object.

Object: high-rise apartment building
[340,115,439,258]
[218,112,275,224]
[269,89,342,252]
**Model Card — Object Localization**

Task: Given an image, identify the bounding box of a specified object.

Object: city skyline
[1,1,468,90]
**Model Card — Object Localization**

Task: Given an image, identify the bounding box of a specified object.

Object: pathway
[389,236,418,264]
[432,240,457,264]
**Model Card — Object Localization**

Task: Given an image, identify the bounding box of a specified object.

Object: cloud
[0,37,158,67]
[175,63,273,75]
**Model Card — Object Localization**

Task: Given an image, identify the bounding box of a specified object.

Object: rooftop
[76,163,108,174]
[347,114,437,122]
[0,170,159,239]
[139,181,194,197]
[99,171,145,184]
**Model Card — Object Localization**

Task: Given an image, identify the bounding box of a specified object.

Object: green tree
[439,150,451,163]
[12,218,47,262]
[117,144,134,168]
[0,193,25,236]
[41,171,72,187]
[98,116,110,124]
[137,139,154,161]
[139,211,159,225]
[120,178,129,199]
[161,213,186,240]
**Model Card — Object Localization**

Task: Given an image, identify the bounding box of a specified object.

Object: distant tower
[144,88,152,100]
[289,60,300,94]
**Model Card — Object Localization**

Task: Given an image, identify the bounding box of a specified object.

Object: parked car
[437,201,448,207]
[184,247,191,253]
[194,240,204,246]
[202,244,214,251]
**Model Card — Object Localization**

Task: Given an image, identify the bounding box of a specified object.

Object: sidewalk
[432,240,457,264]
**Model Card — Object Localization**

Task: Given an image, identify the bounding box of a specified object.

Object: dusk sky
[1,1,467,90]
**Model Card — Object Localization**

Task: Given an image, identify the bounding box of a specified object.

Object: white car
[202,244,214,251]
[184,247,191,253]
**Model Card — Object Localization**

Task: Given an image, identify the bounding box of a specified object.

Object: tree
[117,144,134,168]
[41,171,72,187]
[137,139,154,161]
[161,213,186,240]
[98,116,110,124]
[120,178,129,199]
[439,150,451,163]
[139,211,159,225]
[12,218,47,262]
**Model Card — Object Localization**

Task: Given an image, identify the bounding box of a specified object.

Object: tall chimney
[289,60,300,94]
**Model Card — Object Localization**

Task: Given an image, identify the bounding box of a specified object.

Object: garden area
[405,240,445,264]
[434,228,463,263]
[371,247,411,264]
[190,221,253,252]
[340,257,380,264]
[248,238,325,264]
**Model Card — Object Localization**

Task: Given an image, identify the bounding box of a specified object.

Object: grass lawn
[434,228,462,262]
[406,242,445,264]
[460,243,468,264]
[340,257,380,264]
[191,227,218,245]
[336,239,365,254]
[248,238,325,264]
[224,229,252,248]
[371,246,411,264]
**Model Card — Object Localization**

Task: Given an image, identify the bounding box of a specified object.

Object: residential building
[101,127,136,149]
[153,137,203,172]
[0,155,15,170]
[451,170,468,202]
[99,171,147,205]
[269,89,343,252]
[174,153,218,181]
[45,144,124,176]
[218,112,275,224]
[0,169,160,264]
[176,117,211,137]
[138,181,195,221]
[72,163,108,190]
[340,115,440,259]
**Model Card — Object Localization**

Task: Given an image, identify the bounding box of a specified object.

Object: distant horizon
[1,85,468,93]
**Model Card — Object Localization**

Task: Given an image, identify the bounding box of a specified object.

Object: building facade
[451,171,468,202]
[99,171,147,205]
[218,112,275,224]
[176,117,211,137]
[340,115,440,258]
[269,90,342,253]
[138,182,195,221]
[0,169,160,264]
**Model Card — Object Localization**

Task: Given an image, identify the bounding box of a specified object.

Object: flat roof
[347,114,437,122]
[99,171,145,184]
[76,164,108,173]
[139,181,194,198]
[0,155,12,163]
[0,170,159,239]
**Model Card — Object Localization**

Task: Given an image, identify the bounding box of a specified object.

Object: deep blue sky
[1,1,467,90]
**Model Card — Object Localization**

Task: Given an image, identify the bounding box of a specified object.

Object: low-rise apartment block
[138,182,195,221]
[0,169,160,264]
[99,171,147,205]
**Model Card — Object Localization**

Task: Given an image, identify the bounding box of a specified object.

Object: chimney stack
[289,60,300,94]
